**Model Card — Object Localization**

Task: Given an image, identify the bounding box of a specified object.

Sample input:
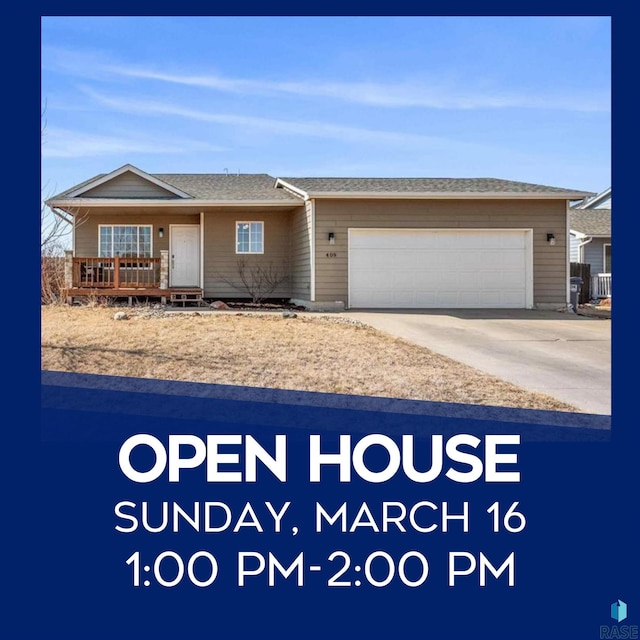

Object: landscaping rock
[113,311,128,321]
[282,311,297,319]
[210,300,230,310]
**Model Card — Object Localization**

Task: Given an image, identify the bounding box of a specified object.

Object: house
[46,164,592,310]
[569,187,611,298]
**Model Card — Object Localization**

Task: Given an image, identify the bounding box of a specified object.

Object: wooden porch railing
[72,257,161,289]
[591,273,612,298]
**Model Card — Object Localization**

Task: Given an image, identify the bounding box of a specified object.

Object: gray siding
[81,173,180,199]
[203,210,292,299]
[313,199,569,307]
[290,201,312,299]
[583,238,611,274]
[570,233,580,263]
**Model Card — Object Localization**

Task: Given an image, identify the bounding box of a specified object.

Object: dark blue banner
[4,3,638,639]
[35,372,634,639]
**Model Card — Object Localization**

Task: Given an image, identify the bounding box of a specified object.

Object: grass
[41,305,577,412]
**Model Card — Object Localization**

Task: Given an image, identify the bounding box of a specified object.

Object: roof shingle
[279,176,589,196]
[154,173,299,201]
[51,173,301,202]
[570,209,611,236]
[48,168,592,202]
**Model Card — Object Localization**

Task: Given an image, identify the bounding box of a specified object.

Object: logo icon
[611,600,628,623]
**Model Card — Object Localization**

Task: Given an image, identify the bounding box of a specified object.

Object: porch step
[170,291,203,305]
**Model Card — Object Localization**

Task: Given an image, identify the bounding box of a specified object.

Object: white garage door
[348,229,532,309]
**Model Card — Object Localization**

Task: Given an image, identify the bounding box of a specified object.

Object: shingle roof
[50,172,300,202]
[279,177,590,196]
[49,167,591,202]
[570,209,611,236]
[154,173,300,201]
[51,174,106,198]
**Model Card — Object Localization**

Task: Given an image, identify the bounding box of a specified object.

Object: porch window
[99,225,153,258]
[236,221,264,254]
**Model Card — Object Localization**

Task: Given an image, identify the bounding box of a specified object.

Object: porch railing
[591,273,611,298]
[72,257,161,289]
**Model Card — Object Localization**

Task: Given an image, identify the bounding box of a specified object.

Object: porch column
[160,250,169,289]
[64,250,73,289]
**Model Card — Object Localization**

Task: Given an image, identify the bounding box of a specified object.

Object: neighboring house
[569,187,611,298]
[46,164,591,310]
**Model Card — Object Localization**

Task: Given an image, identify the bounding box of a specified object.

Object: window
[603,243,611,273]
[236,221,264,254]
[99,225,152,258]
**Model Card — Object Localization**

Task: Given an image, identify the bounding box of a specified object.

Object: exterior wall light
[547,233,556,245]
[159,228,164,238]
[328,232,335,245]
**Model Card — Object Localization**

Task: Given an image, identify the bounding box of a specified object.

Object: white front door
[170,225,200,287]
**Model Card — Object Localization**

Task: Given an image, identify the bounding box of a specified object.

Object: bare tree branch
[216,258,290,303]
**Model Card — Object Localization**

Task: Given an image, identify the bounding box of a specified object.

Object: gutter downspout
[566,201,570,310]
[310,198,316,302]
[200,211,205,291]
[576,236,593,263]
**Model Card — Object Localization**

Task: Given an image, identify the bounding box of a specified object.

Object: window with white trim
[236,221,264,254]
[603,243,611,273]
[99,225,152,258]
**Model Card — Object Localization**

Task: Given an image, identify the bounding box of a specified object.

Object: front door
[170,225,200,287]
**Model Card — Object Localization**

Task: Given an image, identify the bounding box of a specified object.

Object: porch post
[64,250,74,289]
[114,256,121,289]
[160,250,169,289]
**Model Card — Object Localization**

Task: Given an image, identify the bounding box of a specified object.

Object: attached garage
[49,168,591,310]
[348,228,533,309]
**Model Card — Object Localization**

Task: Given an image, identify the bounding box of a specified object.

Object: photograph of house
[47,164,591,310]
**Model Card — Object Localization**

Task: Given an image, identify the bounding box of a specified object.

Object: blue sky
[41,16,611,196]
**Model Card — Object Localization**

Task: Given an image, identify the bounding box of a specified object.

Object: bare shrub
[81,293,116,308]
[217,258,289,303]
[41,244,66,305]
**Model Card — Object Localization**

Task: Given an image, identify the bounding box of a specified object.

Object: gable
[575,187,611,210]
[80,171,183,199]
[592,195,611,209]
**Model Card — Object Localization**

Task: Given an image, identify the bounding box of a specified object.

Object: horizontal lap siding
[570,234,581,263]
[583,238,608,273]
[81,173,177,198]
[290,202,312,299]
[203,210,292,299]
[74,211,200,257]
[313,199,567,306]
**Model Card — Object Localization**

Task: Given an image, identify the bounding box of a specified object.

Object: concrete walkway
[346,309,611,415]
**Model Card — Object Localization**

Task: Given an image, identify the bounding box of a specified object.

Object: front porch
[64,251,203,304]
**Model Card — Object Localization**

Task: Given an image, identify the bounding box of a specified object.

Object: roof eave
[303,191,593,200]
[575,186,612,209]
[45,198,303,210]
[570,231,611,238]
[274,178,310,200]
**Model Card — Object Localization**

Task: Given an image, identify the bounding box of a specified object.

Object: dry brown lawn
[41,305,577,412]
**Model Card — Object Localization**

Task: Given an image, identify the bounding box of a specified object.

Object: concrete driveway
[345,309,611,415]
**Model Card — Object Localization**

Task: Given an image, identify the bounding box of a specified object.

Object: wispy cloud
[107,65,610,112]
[82,88,500,153]
[43,46,610,113]
[42,126,226,158]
